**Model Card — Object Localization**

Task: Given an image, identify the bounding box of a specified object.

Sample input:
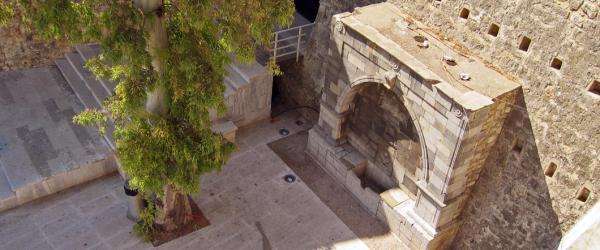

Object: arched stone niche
[307,5,520,249]
[338,77,425,198]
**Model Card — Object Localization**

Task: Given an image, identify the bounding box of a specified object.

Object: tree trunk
[134,0,193,232]
[156,184,193,231]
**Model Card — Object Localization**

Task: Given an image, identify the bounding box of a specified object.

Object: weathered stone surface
[305,4,523,248]
[0,20,70,71]
[290,0,600,249]
[0,113,377,250]
[0,67,115,212]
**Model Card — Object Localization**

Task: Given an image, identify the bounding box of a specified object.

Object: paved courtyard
[0,111,403,249]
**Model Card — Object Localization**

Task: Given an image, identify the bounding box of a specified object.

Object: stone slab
[0,160,13,200]
[0,67,113,211]
[65,52,111,106]
[55,58,101,110]
[339,3,520,100]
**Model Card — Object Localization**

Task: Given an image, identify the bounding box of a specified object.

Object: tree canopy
[0,0,294,196]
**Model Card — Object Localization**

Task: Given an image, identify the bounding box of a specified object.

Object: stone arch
[335,75,431,185]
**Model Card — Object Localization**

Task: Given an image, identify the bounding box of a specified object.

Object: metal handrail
[271,23,315,62]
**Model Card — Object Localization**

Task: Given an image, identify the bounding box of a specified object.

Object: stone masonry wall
[296,0,600,248]
[346,83,422,191]
[0,21,70,71]
[383,0,600,246]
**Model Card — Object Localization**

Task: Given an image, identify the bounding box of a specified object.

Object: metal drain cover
[279,128,290,136]
[283,174,296,183]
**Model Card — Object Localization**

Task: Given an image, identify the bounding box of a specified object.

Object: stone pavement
[268,131,407,250]
[0,67,114,212]
[0,112,386,250]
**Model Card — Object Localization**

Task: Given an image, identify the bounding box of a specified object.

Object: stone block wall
[222,62,273,128]
[382,0,600,247]
[345,83,422,192]
[306,6,522,247]
[0,21,70,71]
[294,1,600,248]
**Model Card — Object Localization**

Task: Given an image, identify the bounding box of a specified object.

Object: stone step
[211,119,238,143]
[65,52,111,106]
[0,66,119,212]
[229,62,251,83]
[56,58,115,151]
[75,44,117,94]
[105,120,116,150]
[0,160,14,201]
[223,78,236,98]
[231,60,269,83]
[75,44,101,61]
[55,59,101,110]
[0,156,117,213]
[225,64,249,90]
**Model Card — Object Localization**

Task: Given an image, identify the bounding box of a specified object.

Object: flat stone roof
[339,3,520,106]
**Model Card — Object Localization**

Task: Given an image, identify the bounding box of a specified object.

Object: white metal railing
[270,23,315,62]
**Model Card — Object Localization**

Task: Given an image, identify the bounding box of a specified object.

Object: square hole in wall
[587,80,600,97]
[488,24,500,37]
[544,162,558,177]
[519,36,531,52]
[459,8,470,19]
[576,186,591,202]
[551,58,563,70]
[512,139,523,154]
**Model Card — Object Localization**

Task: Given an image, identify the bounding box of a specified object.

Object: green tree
[1,0,293,237]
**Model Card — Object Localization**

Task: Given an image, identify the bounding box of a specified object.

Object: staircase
[0,64,117,212]
[55,44,117,150]
[54,44,259,151]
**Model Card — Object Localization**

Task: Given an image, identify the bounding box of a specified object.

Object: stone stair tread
[225,65,249,90]
[75,44,100,61]
[55,59,101,110]
[75,44,117,95]
[65,52,111,105]
[211,119,237,143]
[211,119,237,134]
[223,78,236,98]
[104,119,116,150]
[0,161,14,200]
[231,60,269,82]
[228,62,251,83]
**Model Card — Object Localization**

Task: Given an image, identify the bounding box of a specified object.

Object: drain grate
[279,128,290,136]
[283,174,296,183]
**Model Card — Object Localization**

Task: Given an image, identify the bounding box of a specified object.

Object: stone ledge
[0,153,118,212]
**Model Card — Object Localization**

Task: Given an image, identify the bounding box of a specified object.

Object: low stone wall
[222,61,273,128]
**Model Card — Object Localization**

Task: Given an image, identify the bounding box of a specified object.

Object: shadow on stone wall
[274,0,384,121]
[451,90,562,249]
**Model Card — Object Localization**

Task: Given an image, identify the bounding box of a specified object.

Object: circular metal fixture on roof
[459,73,471,81]
[414,35,429,48]
[279,128,290,136]
[442,55,457,66]
[283,174,296,183]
